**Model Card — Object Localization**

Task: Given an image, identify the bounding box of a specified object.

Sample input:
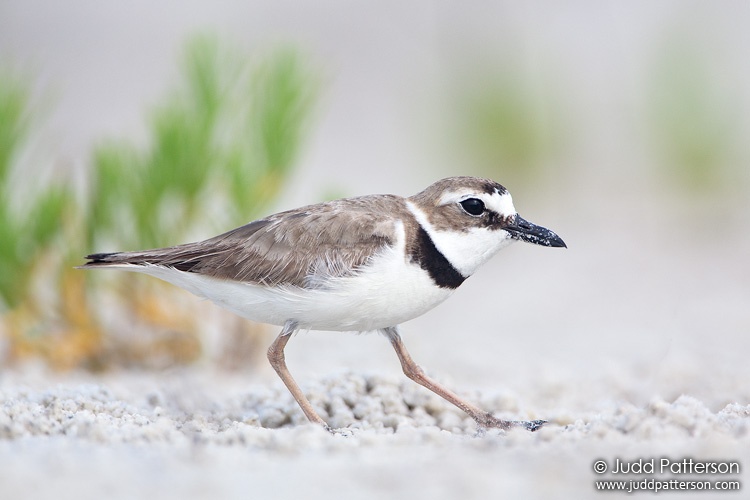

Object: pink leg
[267,322,329,428]
[382,327,545,431]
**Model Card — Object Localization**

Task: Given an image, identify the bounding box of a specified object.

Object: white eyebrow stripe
[489,192,517,217]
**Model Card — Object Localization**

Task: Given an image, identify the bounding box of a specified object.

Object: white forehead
[440,189,517,217]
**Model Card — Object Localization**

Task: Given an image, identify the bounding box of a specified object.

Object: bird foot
[476,414,547,432]
[511,419,547,432]
[323,424,354,437]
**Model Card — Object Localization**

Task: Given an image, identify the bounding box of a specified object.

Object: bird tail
[77,251,150,269]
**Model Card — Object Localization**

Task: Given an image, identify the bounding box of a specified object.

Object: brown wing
[82,195,407,288]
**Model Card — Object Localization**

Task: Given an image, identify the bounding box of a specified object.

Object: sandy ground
[0,366,748,500]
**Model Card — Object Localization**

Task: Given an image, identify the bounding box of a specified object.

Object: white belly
[132,246,454,331]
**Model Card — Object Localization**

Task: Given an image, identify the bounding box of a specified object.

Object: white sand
[1,365,747,500]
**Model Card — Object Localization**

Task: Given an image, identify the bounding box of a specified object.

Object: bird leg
[382,326,546,432]
[267,321,329,429]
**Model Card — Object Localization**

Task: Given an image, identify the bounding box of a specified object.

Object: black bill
[505,214,567,248]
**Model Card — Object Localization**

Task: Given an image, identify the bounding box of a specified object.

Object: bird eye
[459,198,485,216]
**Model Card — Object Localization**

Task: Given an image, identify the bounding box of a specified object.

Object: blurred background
[0,1,748,413]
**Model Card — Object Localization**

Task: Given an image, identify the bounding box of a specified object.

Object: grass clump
[0,71,74,311]
[1,36,319,370]
[88,36,318,250]
[0,70,80,367]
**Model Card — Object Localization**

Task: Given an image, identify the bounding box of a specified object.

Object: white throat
[406,200,516,277]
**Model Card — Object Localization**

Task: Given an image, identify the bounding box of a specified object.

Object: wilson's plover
[81,176,566,432]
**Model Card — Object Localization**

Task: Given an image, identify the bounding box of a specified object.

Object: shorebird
[81,176,566,431]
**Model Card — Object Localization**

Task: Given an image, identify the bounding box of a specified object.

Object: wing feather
[82,195,407,288]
